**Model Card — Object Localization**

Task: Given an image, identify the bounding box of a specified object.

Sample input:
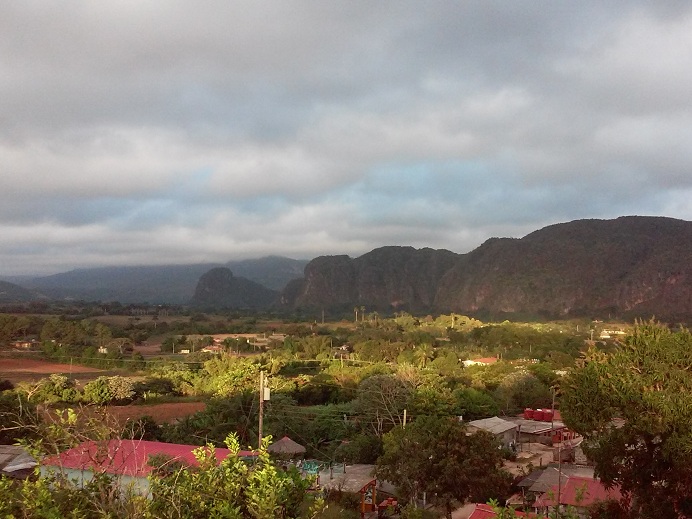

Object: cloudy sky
[2,1,692,276]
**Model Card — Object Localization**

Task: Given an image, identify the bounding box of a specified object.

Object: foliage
[0,390,38,444]
[451,387,499,420]
[493,371,552,414]
[2,431,322,519]
[333,433,382,464]
[161,392,259,447]
[149,362,198,395]
[376,416,511,519]
[122,415,162,441]
[353,374,411,437]
[133,377,178,399]
[561,321,692,518]
[149,434,322,519]
[82,376,136,405]
[20,373,79,404]
[200,357,261,396]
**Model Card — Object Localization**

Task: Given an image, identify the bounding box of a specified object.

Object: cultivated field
[104,402,207,425]
[0,357,104,384]
[0,357,207,426]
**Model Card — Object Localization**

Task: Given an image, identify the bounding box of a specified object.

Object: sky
[2,1,692,276]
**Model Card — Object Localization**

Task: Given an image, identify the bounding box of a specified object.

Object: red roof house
[41,439,256,495]
[534,475,622,512]
[468,503,538,518]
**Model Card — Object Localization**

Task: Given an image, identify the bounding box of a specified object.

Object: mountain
[0,280,39,303]
[435,216,692,321]
[226,256,308,291]
[282,216,692,321]
[17,256,306,305]
[23,264,220,304]
[189,268,278,309]
[285,246,460,314]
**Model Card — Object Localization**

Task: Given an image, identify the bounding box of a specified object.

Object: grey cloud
[1,1,692,275]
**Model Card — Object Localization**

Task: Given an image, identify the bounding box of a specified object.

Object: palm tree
[354,307,359,323]
[415,343,434,368]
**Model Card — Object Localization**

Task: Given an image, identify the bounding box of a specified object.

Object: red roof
[469,504,538,519]
[534,476,622,508]
[43,440,256,478]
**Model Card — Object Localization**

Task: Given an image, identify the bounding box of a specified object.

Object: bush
[333,434,382,464]
[133,378,177,400]
[83,376,135,405]
[25,374,78,404]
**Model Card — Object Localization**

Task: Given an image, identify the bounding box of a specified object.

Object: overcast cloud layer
[2,1,692,275]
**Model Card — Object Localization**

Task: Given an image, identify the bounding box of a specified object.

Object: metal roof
[0,445,37,478]
[468,416,518,435]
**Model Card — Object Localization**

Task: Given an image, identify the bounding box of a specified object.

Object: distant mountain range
[2,217,691,321]
[0,281,37,304]
[1,257,308,305]
[281,216,692,322]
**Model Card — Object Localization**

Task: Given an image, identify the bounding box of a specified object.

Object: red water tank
[543,410,554,422]
[524,408,534,419]
[533,409,545,421]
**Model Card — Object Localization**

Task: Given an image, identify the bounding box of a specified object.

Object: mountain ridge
[3,217,691,320]
[8,257,307,305]
[283,216,692,321]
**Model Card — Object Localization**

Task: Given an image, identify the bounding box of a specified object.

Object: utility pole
[258,371,265,448]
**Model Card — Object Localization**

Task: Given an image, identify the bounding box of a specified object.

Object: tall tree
[561,321,692,518]
[376,416,511,519]
[353,374,411,437]
[414,343,434,368]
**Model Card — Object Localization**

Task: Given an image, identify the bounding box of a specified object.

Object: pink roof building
[534,475,622,512]
[468,503,538,518]
[41,439,256,495]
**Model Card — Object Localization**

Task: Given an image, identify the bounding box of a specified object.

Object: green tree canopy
[375,416,511,519]
[561,321,692,518]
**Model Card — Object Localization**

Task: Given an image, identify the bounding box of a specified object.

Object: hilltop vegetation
[1,310,602,455]
[2,310,690,517]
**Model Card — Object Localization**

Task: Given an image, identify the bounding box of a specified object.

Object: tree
[0,390,37,444]
[353,374,411,437]
[493,371,551,414]
[376,416,511,519]
[561,321,692,518]
[3,378,322,519]
[149,435,320,519]
[82,376,135,405]
[414,343,434,368]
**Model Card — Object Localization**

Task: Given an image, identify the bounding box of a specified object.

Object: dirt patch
[0,358,100,374]
[96,402,207,425]
[0,357,105,385]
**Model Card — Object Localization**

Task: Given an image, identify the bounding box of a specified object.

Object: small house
[467,416,518,449]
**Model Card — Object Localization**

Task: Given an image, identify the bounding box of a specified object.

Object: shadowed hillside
[189,267,278,309]
[282,217,692,321]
